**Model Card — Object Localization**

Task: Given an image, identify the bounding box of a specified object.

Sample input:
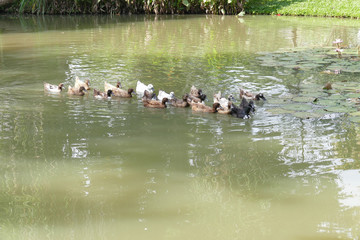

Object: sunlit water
[1,15,360,239]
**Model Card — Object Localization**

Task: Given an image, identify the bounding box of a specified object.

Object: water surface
[1,15,360,240]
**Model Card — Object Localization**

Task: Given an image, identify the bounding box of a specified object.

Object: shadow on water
[0,14,206,33]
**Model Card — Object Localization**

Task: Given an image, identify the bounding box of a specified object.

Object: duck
[112,88,134,98]
[192,102,221,113]
[240,89,266,101]
[104,81,121,92]
[213,91,234,114]
[93,89,114,99]
[68,86,87,96]
[143,98,169,108]
[74,76,91,90]
[188,86,207,105]
[158,90,175,101]
[104,81,133,98]
[230,98,255,118]
[44,82,64,93]
[170,94,190,108]
[217,101,232,114]
[190,86,202,97]
[136,81,154,96]
[142,90,157,101]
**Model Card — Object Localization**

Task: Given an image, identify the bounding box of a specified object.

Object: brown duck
[143,98,169,108]
[191,102,221,113]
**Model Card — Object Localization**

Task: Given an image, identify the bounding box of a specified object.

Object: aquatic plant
[333,38,344,58]
[257,39,360,123]
[2,0,248,14]
[335,48,343,58]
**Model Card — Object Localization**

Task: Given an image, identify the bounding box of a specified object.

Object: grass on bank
[246,0,360,18]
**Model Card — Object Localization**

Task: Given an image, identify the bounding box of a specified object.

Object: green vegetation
[0,0,246,14]
[1,0,360,16]
[246,0,360,18]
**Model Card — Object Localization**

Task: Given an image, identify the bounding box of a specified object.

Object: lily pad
[282,103,312,111]
[267,98,290,105]
[327,94,346,100]
[266,108,294,115]
[292,111,324,119]
[345,93,360,98]
[299,92,328,98]
[332,82,360,92]
[314,99,340,106]
[292,96,317,103]
[300,84,323,92]
[325,105,356,113]
[349,116,360,123]
[349,111,360,117]
[257,46,360,74]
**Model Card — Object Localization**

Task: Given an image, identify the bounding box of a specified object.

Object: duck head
[59,83,64,90]
[200,93,207,101]
[182,93,189,101]
[80,86,87,93]
[107,89,114,97]
[148,84,154,92]
[116,81,122,88]
[128,88,134,95]
[228,94,235,101]
[162,98,169,104]
[213,102,221,111]
[255,93,266,101]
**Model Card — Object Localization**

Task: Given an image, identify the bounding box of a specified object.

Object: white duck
[214,91,233,108]
[44,82,64,93]
[158,90,175,101]
[104,81,121,92]
[213,91,233,114]
[136,81,154,96]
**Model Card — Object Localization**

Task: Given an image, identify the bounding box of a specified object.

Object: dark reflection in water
[1,15,360,239]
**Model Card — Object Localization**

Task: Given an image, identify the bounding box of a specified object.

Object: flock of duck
[44,77,266,119]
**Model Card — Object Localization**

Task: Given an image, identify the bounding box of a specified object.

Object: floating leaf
[350,111,360,117]
[300,84,323,92]
[345,93,360,98]
[314,99,340,106]
[293,111,324,119]
[266,108,295,115]
[327,94,346,100]
[325,105,356,113]
[282,103,312,111]
[332,82,360,91]
[349,116,360,123]
[267,98,290,105]
[292,96,317,103]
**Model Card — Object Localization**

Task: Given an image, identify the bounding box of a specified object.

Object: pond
[1,14,360,239]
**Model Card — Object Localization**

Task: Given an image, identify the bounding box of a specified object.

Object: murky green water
[1,15,360,239]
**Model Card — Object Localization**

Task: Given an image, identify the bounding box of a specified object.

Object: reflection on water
[1,15,360,239]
